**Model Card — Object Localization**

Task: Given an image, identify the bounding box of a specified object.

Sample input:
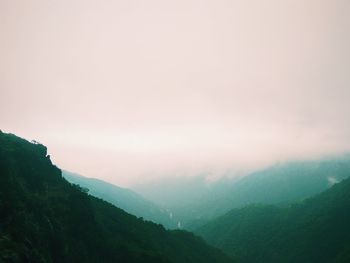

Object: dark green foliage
[0,131,234,263]
[196,177,350,263]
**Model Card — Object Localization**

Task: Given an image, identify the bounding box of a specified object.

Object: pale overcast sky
[1,0,350,186]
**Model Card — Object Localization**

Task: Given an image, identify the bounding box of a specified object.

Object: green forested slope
[0,131,233,263]
[62,171,176,228]
[196,176,350,263]
[135,158,350,230]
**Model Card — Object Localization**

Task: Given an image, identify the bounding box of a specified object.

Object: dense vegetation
[62,171,176,228]
[196,176,350,263]
[0,131,234,263]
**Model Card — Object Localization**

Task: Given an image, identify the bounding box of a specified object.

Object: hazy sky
[1,0,350,186]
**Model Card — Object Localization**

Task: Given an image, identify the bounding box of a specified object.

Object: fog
[1,0,350,186]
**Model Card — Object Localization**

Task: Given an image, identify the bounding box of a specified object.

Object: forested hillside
[196,176,350,263]
[62,171,176,228]
[0,131,233,263]
[139,159,350,230]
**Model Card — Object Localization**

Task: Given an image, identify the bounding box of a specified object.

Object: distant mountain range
[134,157,350,229]
[62,170,177,228]
[196,174,350,263]
[0,131,234,263]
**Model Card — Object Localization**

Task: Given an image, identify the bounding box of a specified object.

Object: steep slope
[0,131,234,263]
[136,159,350,229]
[62,171,176,228]
[196,177,350,263]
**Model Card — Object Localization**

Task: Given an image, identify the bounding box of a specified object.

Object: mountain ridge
[196,175,350,263]
[0,131,234,263]
[135,158,350,229]
[62,170,177,228]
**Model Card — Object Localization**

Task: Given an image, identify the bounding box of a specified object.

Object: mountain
[62,171,176,228]
[132,173,239,229]
[0,131,234,263]
[135,159,350,229]
[196,176,350,263]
